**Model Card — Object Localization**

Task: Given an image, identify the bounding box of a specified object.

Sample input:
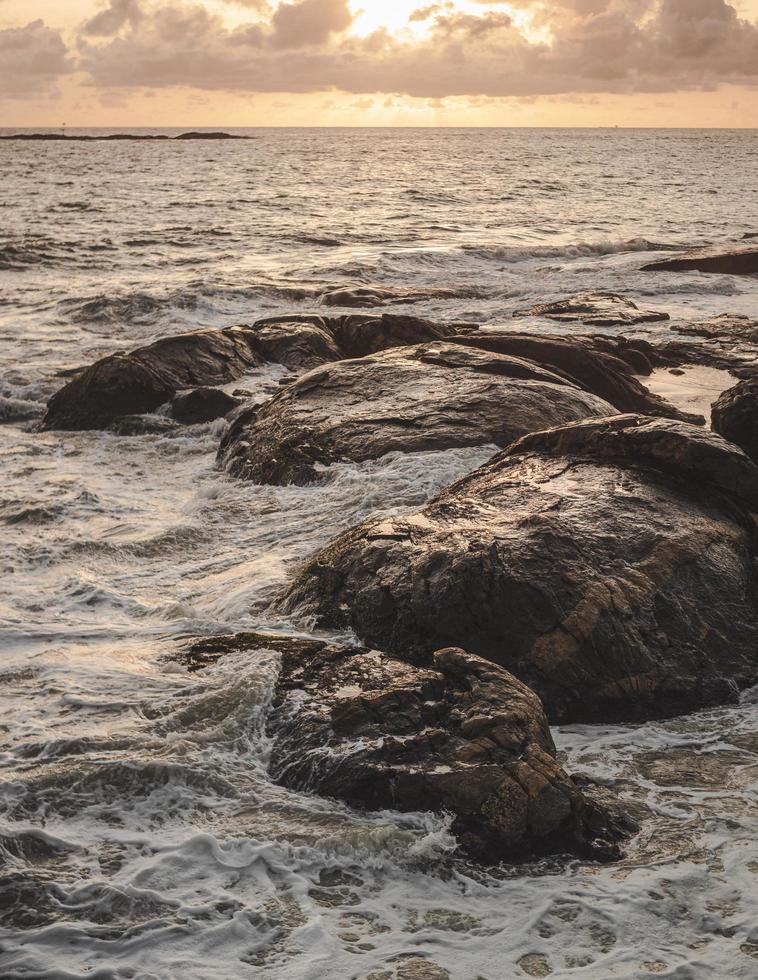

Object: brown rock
[513,292,669,327]
[218,341,618,485]
[42,314,469,432]
[712,378,758,464]
[170,387,241,424]
[225,638,626,861]
[285,415,758,723]
[453,332,701,423]
[642,245,758,275]
[42,327,264,431]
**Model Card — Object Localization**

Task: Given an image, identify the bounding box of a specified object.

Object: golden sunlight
[349,0,437,37]
[348,0,548,44]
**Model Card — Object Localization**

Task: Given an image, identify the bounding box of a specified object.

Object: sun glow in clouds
[349,0,438,37]
[348,0,549,44]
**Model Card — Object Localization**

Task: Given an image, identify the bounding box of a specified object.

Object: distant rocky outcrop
[179,634,625,862]
[453,332,701,423]
[285,415,758,724]
[642,245,758,275]
[217,342,618,484]
[513,292,669,327]
[0,132,248,142]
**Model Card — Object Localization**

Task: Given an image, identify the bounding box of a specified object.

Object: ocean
[1,128,758,978]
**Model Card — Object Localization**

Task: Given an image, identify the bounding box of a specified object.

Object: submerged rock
[108,414,179,436]
[453,332,701,423]
[285,415,758,723]
[317,286,466,309]
[170,387,241,424]
[181,636,624,861]
[642,245,758,275]
[218,341,617,484]
[513,292,669,327]
[712,378,758,463]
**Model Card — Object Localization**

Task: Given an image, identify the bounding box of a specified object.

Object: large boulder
[285,415,758,724]
[181,634,624,861]
[642,245,758,275]
[453,332,701,423]
[42,327,265,430]
[712,378,758,463]
[43,314,469,431]
[218,342,618,484]
[513,292,669,327]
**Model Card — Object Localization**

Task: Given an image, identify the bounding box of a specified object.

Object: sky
[1,0,758,126]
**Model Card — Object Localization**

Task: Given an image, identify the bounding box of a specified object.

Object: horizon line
[3,124,758,131]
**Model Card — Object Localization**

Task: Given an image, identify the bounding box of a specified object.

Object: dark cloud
[82,0,144,37]
[271,0,353,48]
[0,19,74,97]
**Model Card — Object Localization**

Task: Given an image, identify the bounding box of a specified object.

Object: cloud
[82,0,144,37]
[8,0,758,105]
[0,19,74,97]
[270,0,353,48]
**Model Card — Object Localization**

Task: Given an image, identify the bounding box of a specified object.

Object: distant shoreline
[0,131,249,142]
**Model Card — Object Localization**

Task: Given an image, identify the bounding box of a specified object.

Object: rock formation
[453,332,702,423]
[285,415,758,723]
[642,245,758,275]
[42,314,464,431]
[513,292,669,327]
[218,342,618,484]
[179,633,625,861]
[712,378,758,464]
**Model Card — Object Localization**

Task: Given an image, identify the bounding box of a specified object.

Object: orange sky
[2,0,758,126]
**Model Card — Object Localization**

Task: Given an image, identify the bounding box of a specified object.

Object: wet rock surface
[218,341,618,485]
[42,326,264,430]
[285,415,758,723]
[712,378,758,464]
[107,414,180,436]
[642,245,758,275]
[248,318,343,369]
[652,315,758,377]
[513,292,669,327]
[317,286,466,309]
[675,314,758,345]
[453,332,700,423]
[170,387,241,424]
[183,636,624,861]
[42,314,465,431]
